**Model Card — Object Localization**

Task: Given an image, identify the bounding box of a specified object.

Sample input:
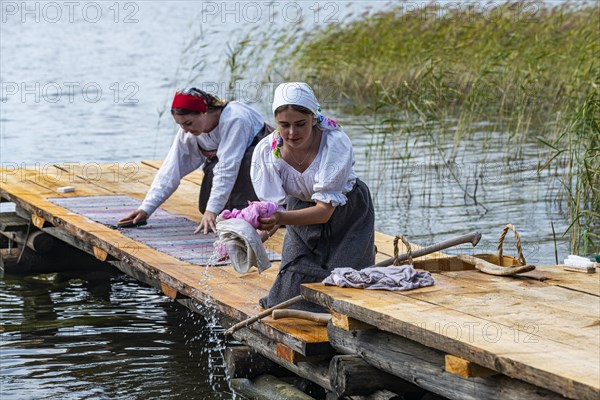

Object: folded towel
[323,265,434,291]
[214,218,271,274]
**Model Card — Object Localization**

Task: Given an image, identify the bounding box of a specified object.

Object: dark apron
[199,122,273,214]
[259,179,376,312]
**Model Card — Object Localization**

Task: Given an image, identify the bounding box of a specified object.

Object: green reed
[269,1,599,254]
[285,2,597,121]
[540,91,600,255]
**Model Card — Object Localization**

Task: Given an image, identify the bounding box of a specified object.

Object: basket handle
[498,224,526,265]
[393,235,414,266]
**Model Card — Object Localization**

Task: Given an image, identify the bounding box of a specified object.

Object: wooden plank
[0,212,28,232]
[233,325,332,391]
[2,176,329,356]
[57,162,201,218]
[329,355,420,397]
[563,266,596,274]
[276,343,331,364]
[224,345,291,379]
[331,311,375,331]
[230,375,316,400]
[328,324,566,400]
[141,160,204,186]
[303,284,599,400]
[427,270,600,345]
[452,266,599,297]
[444,355,498,378]
[20,165,115,197]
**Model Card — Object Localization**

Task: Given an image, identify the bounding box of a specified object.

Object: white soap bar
[564,258,594,269]
[57,186,75,193]
[566,254,592,262]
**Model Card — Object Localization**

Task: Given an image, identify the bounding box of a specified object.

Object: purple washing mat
[49,195,281,266]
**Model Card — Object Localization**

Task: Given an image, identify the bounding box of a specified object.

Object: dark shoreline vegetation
[254,1,598,255]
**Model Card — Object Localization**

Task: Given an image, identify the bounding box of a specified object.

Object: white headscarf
[272,82,340,132]
[272,82,319,115]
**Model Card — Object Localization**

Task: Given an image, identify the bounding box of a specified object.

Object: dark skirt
[199,123,272,213]
[260,179,376,312]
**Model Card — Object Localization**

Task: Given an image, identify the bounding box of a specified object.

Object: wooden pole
[272,309,331,324]
[230,374,316,400]
[373,231,482,267]
[328,355,421,398]
[224,295,303,336]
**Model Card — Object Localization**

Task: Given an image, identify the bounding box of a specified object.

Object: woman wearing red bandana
[118,88,272,234]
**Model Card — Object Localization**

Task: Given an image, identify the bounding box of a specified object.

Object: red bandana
[171,91,207,113]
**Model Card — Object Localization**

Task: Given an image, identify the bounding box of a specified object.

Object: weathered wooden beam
[0,230,56,254]
[326,389,407,400]
[0,212,29,232]
[276,343,331,364]
[224,345,291,379]
[328,355,421,398]
[444,355,498,378]
[232,325,332,391]
[327,324,565,400]
[10,201,332,361]
[0,248,20,269]
[230,374,316,400]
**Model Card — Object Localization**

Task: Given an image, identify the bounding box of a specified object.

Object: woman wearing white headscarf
[251,82,375,312]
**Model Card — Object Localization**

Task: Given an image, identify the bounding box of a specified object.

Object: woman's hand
[195,210,217,234]
[258,212,281,232]
[118,209,148,225]
[258,230,270,243]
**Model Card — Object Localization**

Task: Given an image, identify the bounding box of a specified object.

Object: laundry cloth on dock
[215,218,271,274]
[48,195,281,267]
[323,265,435,291]
[219,201,278,228]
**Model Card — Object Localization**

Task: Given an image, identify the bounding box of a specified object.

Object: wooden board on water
[302,267,600,400]
[0,162,328,355]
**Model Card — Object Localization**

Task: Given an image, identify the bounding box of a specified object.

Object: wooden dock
[1,161,598,400]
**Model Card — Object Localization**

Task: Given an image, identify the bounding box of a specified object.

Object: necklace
[287,131,316,166]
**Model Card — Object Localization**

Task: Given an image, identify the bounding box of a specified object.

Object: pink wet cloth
[219,201,278,229]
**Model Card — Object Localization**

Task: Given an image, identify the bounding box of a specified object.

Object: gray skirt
[260,179,375,312]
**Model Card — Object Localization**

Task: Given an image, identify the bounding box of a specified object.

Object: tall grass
[540,92,600,255]
[267,1,599,254]
[285,2,597,119]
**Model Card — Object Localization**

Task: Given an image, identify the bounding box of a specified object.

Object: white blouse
[251,128,357,207]
[140,101,265,215]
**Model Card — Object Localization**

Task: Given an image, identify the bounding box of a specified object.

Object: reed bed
[285,2,597,117]
[265,1,599,254]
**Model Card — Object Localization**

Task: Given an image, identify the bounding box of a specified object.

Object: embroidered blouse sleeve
[140,128,205,215]
[312,129,356,207]
[250,136,287,207]
[206,111,257,214]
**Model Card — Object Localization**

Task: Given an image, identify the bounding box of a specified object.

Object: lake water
[0,1,580,398]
